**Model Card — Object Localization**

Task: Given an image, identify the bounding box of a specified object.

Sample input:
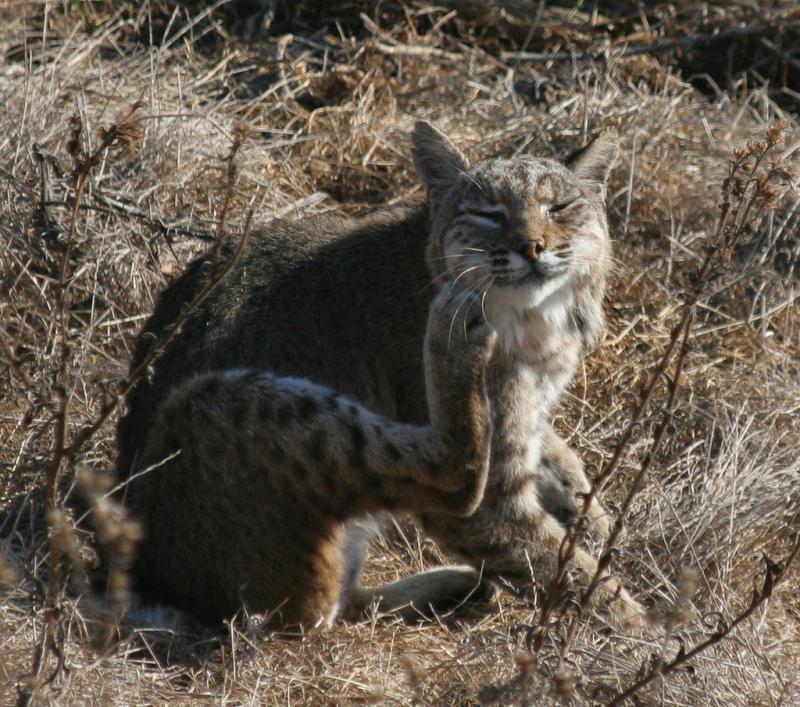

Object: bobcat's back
[118,204,433,479]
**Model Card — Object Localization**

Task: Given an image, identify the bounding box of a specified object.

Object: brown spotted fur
[128,287,494,626]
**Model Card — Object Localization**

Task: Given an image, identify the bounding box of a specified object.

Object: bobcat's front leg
[536,425,611,539]
[421,487,644,630]
[421,283,497,514]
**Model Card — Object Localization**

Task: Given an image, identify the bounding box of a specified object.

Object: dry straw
[1,1,799,705]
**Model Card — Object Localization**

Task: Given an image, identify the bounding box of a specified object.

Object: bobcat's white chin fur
[484,274,574,352]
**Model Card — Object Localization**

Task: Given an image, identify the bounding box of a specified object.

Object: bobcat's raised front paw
[427,283,496,360]
[423,283,495,513]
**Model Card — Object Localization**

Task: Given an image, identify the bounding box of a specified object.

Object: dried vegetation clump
[1,1,799,705]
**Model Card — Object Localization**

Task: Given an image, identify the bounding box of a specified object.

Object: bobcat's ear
[566,128,619,193]
[412,121,469,198]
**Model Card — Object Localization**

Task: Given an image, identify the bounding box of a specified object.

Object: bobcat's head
[412,121,617,352]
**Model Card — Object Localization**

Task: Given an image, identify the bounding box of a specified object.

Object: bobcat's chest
[485,350,577,495]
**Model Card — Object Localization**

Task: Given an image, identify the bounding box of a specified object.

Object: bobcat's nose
[521,240,545,263]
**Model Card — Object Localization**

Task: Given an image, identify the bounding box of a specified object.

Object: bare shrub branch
[531,124,797,661]
[610,537,800,705]
[14,100,254,705]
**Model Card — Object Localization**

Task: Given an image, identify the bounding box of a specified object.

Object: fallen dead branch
[500,25,768,64]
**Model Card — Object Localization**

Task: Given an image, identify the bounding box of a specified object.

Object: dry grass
[1,1,799,704]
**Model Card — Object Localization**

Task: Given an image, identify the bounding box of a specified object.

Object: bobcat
[118,122,644,629]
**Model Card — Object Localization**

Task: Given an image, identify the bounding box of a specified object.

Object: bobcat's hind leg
[342,567,495,624]
[536,426,611,539]
[418,283,497,514]
[324,281,497,516]
[336,518,495,625]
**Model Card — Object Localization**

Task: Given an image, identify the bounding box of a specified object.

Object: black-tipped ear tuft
[411,121,469,196]
[566,128,619,186]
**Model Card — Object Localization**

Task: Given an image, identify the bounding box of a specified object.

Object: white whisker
[450,264,483,288]
[457,167,483,190]
[447,283,481,348]
[480,275,496,325]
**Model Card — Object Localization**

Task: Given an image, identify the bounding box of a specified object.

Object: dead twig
[361,12,461,63]
[62,208,253,462]
[48,196,216,242]
[17,100,145,707]
[609,537,800,705]
[15,103,253,706]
